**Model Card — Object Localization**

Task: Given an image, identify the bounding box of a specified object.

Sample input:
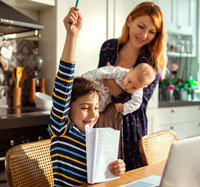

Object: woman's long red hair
[119,2,168,78]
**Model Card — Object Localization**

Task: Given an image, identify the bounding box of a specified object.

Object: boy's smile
[69,92,100,132]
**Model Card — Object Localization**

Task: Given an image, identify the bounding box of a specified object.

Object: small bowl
[35,92,52,110]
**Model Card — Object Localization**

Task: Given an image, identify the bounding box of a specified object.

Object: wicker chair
[138,130,179,166]
[5,139,54,187]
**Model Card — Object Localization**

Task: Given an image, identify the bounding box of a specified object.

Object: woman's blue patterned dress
[97,39,159,171]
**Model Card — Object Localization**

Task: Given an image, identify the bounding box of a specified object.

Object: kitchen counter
[0,107,50,130]
[159,100,200,108]
[0,107,51,171]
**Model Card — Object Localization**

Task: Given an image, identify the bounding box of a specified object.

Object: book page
[86,126,120,184]
[85,125,96,183]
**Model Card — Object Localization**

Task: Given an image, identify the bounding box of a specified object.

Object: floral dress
[96,39,159,171]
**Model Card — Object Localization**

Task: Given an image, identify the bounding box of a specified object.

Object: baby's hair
[134,63,156,86]
[71,77,101,104]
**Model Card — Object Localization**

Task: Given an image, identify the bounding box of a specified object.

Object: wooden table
[80,161,166,187]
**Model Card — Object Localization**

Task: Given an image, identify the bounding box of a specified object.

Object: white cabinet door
[148,85,158,109]
[155,123,187,139]
[176,0,195,34]
[186,121,200,138]
[157,106,200,126]
[158,0,196,34]
[147,108,158,134]
[156,121,200,140]
[156,106,200,139]
[157,0,176,33]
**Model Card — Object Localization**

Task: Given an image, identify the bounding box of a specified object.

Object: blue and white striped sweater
[49,59,87,186]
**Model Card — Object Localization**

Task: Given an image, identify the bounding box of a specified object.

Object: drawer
[186,121,200,138]
[157,106,200,126]
[154,123,187,140]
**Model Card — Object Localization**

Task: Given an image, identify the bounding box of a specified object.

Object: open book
[85,125,120,184]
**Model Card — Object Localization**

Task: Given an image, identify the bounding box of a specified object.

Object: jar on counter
[179,89,187,101]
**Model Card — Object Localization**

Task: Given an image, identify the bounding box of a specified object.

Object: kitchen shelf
[167,52,194,58]
[2,0,55,11]
[159,100,200,108]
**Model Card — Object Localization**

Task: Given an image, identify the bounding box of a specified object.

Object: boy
[49,7,126,186]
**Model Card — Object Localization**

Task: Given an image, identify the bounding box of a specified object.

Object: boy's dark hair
[71,77,101,103]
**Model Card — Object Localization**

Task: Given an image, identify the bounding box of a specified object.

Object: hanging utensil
[19,69,27,87]
[15,67,24,88]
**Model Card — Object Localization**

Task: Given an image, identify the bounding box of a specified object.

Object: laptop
[119,136,200,187]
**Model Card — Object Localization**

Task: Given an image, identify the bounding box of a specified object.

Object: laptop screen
[160,136,200,187]
[119,136,200,187]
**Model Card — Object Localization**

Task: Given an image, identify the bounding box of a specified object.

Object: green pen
[75,0,79,7]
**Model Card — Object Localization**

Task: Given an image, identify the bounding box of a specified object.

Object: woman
[95,2,168,171]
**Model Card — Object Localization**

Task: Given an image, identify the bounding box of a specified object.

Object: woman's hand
[64,7,82,34]
[97,61,124,97]
[115,103,124,113]
[109,159,126,176]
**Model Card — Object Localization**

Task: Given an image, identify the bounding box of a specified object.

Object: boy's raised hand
[61,7,82,61]
[64,7,82,34]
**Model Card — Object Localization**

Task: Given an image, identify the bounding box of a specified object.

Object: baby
[82,63,156,115]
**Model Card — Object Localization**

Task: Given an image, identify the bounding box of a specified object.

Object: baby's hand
[115,103,123,113]
[107,61,111,66]
[109,159,126,176]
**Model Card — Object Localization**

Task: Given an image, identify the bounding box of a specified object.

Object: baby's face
[123,69,145,93]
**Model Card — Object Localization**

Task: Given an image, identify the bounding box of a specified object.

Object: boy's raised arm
[49,7,82,136]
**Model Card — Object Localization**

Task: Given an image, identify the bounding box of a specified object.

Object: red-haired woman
[96,2,168,171]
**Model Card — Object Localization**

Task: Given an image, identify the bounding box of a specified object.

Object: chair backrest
[138,130,179,166]
[5,139,54,187]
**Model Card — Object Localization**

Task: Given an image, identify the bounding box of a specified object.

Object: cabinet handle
[171,109,174,113]
[0,157,5,161]
[170,126,174,130]
[38,136,43,141]
[10,140,15,147]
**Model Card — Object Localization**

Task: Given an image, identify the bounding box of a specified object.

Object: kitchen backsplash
[0,39,40,107]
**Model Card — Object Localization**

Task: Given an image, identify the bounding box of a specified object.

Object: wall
[39,0,107,94]
[0,39,39,106]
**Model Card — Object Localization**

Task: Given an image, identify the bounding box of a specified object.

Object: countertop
[2,101,200,130]
[0,107,50,130]
[159,100,200,108]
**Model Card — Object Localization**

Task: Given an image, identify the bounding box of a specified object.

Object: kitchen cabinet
[157,0,196,35]
[147,108,158,134]
[147,86,159,134]
[158,0,197,57]
[155,123,188,140]
[156,106,200,139]
[2,0,55,10]
[0,108,50,171]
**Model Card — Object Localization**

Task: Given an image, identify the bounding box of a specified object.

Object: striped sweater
[49,59,87,186]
